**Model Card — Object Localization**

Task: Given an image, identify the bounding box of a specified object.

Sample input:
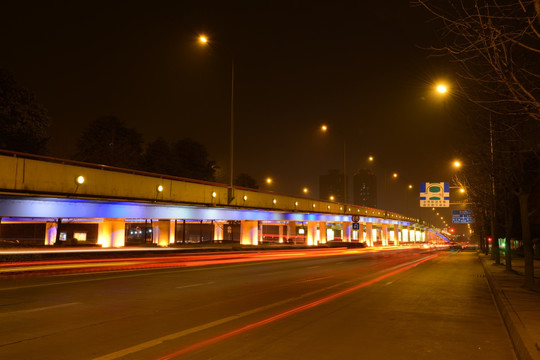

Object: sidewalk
[479,253,540,360]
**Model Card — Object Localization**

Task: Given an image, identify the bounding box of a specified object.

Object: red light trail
[155,254,437,360]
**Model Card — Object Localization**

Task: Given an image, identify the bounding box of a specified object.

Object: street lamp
[199,35,235,203]
[436,83,448,94]
[321,124,347,205]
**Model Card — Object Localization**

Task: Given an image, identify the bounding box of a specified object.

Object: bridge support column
[393,225,400,245]
[258,222,264,244]
[365,223,373,246]
[382,224,388,246]
[307,221,317,246]
[152,220,171,247]
[240,220,258,245]
[45,221,57,245]
[287,221,296,244]
[319,222,327,244]
[420,228,426,242]
[169,220,176,244]
[214,222,224,242]
[278,224,284,243]
[402,227,409,243]
[343,222,352,242]
[98,219,125,248]
[410,227,417,244]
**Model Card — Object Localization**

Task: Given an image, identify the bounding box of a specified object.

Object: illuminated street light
[453,160,462,168]
[329,195,335,201]
[392,172,398,179]
[303,187,309,194]
[75,175,85,185]
[266,177,273,185]
[436,83,448,94]
[368,156,374,162]
[320,124,347,204]
[199,34,235,203]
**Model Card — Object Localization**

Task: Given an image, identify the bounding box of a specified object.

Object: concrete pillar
[241,220,258,245]
[258,222,264,244]
[169,220,176,244]
[215,222,224,242]
[98,219,125,248]
[45,221,57,245]
[394,225,400,245]
[288,221,296,244]
[152,219,171,247]
[307,221,317,246]
[366,223,373,247]
[278,225,284,243]
[410,227,416,244]
[402,227,408,243]
[319,222,327,244]
[382,224,388,246]
[343,222,352,242]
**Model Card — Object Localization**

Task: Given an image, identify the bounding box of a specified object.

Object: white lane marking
[176,282,214,289]
[93,282,347,360]
[0,302,80,317]
[93,254,436,360]
[298,276,331,283]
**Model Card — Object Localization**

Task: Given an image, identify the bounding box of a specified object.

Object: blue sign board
[452,210,473,223]
[352,223,360,230]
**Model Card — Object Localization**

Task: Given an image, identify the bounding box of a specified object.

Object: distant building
[319,169,344,202]
[353,168,377,207]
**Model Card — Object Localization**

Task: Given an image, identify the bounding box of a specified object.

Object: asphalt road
[0,248,516,360]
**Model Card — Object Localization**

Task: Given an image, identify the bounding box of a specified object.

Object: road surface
[0,248,515,359]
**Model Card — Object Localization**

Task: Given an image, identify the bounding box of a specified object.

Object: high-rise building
[353,168,377,207]
[319,169,344,202]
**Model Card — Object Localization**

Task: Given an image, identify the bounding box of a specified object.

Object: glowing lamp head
[199,35,208,44]
[157,185,164,192]
[368,156,374,162]
[243,195,248,201]
[321,125,328,132]
[392,172,398,179]
[329,195,335,201]
[76,175,85,185]
[211,191,217,198]
[436,84,448,94]
[303,187,308,194]
[266,177,273,184]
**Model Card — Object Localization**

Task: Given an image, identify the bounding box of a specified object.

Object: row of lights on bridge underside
[74,176,417,222]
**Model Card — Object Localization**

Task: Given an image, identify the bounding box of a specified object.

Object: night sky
[1,1,461,227]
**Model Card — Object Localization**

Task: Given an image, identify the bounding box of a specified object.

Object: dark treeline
[0,69,258,188]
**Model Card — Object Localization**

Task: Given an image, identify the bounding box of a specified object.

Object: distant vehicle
[449,242,462,251]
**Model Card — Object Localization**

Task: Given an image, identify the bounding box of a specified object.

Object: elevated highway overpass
[0,150,446,248]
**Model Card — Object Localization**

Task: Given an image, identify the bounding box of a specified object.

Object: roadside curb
[479,254,540,360]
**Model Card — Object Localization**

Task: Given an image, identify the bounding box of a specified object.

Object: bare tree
[417,0,540,289]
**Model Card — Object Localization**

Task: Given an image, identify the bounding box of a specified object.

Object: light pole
[321,124,347,205]
[199,35,235,203]
[384,171,398,218]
